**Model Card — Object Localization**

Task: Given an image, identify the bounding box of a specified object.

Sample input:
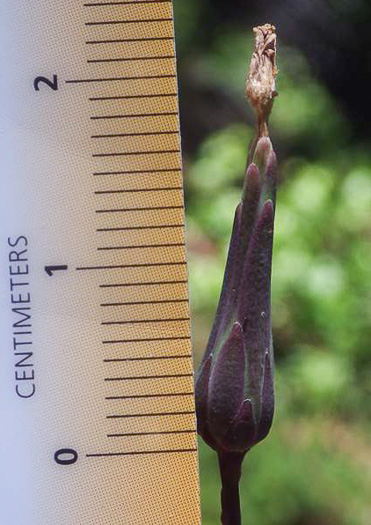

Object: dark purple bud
[195,135,277,455]
[195,24,279,525]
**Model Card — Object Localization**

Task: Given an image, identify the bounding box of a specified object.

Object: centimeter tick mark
[88,56,175,64]
[86,37,174,45]
[102,336,191,343]
[106,410,194,418]
[106,430,196,437]
[76,262,187,271]
[91,111,177,119]
[84,1,172,6]
[97,243,184,250]
[86,449,197,458]
[94,187,181,194]
[106,395,193,401]
[103,356,192,362]
[97,225,184,232]
[91,131,178,138]
[100,280,187,288]
[92,149,180,157]
[96,205,183,213]
[66,75,175,84]
[101,299,188,306]
[101,316,189,323]
[105,374,193,382]
[93,168,181,175]
[85,18,173,26]
[89,94,177,101]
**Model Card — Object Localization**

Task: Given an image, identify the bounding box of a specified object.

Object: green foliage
[182,26,371,525]
[198,419,370,525]
[173,0,204,53]
[272,47,349,153]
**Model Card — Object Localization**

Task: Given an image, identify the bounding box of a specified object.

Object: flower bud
[195,136,277,454]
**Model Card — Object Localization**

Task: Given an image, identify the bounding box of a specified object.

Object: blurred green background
[173,1,371,524]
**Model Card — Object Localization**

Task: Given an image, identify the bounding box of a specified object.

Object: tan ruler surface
[0,1,201,524]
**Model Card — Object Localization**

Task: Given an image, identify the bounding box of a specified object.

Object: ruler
[0,1,200,523]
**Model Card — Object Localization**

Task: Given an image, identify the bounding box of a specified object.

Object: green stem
[218,451,245,525]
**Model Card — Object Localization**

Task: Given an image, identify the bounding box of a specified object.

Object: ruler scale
[0,1,200,524]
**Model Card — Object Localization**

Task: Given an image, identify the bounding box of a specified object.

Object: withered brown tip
[246,24,278,137]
